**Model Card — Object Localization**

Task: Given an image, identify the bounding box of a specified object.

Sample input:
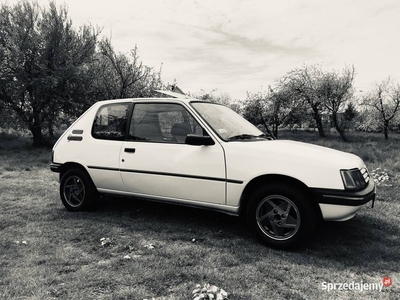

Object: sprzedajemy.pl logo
[321,276,392,292]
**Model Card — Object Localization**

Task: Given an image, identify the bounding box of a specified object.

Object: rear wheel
[247,183,316,249]
[60,169,98,211]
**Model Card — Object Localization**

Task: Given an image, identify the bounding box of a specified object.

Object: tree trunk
[335,126,348,142]
[30,124,46,147]
[273,116,279,139]
[312,107,325,138]
[29,111,47,147]
[332,113,349,142]
[384,120,389,140]
[48,117,54,138]
[259,112,276,139]
[273,125,278,139]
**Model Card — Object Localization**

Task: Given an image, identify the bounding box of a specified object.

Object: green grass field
[0,131,399,299]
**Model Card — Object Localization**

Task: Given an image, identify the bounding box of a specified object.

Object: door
[85,102,129,192]
[119,102,226,204]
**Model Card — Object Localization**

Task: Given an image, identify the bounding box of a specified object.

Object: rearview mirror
[185,134,215,146]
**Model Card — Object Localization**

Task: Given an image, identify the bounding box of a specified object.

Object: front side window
[92,103,130,140]
[191,102,267,141]
[129,103,204,143]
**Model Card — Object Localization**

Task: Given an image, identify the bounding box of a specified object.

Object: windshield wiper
[227,134,259,140]
[257,133,275,140]
[227,133,273,141]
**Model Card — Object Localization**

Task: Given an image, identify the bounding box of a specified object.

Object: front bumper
[311,180,376,221]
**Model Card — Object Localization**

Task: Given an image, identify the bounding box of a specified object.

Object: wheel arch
[59,162,99,211]
[59,162,94,185]
[239,174,323,221]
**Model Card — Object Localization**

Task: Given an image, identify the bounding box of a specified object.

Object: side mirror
[185,134,215,146]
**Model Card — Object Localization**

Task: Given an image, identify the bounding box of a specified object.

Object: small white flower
[100,238,112,247]
[220,289,228,297]
[144,244,155,249]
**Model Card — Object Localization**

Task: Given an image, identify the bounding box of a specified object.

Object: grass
[0,131,399,299]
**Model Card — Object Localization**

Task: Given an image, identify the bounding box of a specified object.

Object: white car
[51,91,375,249]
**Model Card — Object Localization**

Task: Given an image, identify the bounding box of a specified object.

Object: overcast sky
[3,0,400,99]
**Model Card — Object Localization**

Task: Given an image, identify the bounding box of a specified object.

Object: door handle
[124,148,136,153]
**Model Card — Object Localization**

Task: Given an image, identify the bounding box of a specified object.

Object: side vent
[67,135,83,141]
[68,129,84,141]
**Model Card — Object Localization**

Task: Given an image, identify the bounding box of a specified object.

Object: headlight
[340,168,368,190]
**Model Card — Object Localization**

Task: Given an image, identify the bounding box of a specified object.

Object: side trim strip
[87,165,243,184]
[97,188,240,216]
[88,166,120,172]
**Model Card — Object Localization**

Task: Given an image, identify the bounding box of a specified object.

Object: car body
[51,91,375,248]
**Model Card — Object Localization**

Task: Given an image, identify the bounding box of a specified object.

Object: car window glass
[191,102,263,141]
[92,103,129,140]
[129,103,204,143]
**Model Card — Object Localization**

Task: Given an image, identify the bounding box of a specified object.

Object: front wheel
[247,184,316,249]
[60,169,98,211]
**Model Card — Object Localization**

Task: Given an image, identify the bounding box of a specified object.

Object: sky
[2,0,400,100]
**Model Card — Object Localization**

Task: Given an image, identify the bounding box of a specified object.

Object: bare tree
[242,85,306,139]
[280,64,356,141]
[267,83,308,138]
[188,88,217,101]
[188,89,243,113]
[362,78,400,140]
[93,39,163,100]
[282,65,326,137]
[319,65,356,142]
[242,91,276,138]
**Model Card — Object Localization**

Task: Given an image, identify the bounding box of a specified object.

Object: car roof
[94,90,208,106]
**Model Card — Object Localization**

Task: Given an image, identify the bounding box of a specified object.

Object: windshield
[191,102,268,141]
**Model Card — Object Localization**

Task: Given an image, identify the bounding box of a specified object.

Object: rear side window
[92,103,130,140]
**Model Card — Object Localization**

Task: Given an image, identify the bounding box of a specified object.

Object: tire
[246,183,316,249]
[60,168,98,211]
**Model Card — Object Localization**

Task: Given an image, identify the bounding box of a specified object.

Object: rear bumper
[50,163,62,183]
[50,163,62,173]
[311,180,376,221]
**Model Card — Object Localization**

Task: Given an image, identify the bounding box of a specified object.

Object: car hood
[222,139,366,189]
[223,139,365,170]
